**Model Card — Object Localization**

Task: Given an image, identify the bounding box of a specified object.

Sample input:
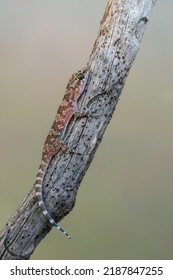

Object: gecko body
[35,68,88,239]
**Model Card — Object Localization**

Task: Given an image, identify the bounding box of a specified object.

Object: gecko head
[71,67,87,83]
[66,67,88,91]
[76,68,87,81]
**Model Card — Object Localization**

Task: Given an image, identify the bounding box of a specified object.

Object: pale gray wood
[0,0,157,259]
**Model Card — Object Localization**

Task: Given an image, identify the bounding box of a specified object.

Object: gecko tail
[35,184,71,239]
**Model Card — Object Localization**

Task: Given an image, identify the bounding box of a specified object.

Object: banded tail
[35,160,71,239]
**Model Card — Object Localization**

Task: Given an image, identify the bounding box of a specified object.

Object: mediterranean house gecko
[35,68,88,239]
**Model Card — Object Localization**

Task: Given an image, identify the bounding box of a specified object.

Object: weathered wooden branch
[0,0,157,259]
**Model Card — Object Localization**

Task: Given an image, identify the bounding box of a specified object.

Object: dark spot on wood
[61,202,66,207]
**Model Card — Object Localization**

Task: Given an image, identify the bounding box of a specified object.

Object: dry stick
[0,0,157,260]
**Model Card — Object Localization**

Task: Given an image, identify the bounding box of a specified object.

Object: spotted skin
[35,68,88,239]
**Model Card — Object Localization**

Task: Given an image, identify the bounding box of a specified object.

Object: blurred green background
[0,1,173,260]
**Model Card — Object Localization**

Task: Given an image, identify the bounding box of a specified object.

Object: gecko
[35,68,88,239]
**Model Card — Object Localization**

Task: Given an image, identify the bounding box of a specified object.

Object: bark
[0,0,157,259]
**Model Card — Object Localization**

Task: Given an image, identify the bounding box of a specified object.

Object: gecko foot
[74,106,101,121]
[74,107,90,119]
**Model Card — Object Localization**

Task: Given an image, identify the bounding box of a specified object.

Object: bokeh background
[0,1,173,260]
